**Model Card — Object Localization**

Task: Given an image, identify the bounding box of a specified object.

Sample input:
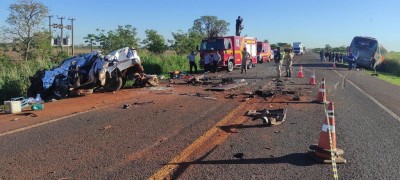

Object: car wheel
[52,76,69,99]
[227,60,234,72]
[104,72,123,92]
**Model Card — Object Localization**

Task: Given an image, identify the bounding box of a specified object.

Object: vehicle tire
[52,76,69,99]
[227,60,234,72]
[104,72,123,92]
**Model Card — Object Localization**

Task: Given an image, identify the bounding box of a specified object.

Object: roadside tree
[31,31,52,61]
[1,0,49,61]
[96,25,139,53]
[142,29,167,54]
[171,30,203,55]
[325,44,332,51]
[83,34,99,52]
[191,16,229,38]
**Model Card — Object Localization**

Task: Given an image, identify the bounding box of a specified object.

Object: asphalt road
[1,52,400,179]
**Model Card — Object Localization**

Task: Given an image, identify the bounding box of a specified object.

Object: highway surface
[1,52,400,179]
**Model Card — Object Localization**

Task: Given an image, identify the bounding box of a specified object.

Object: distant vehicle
[256,41,273,63]
[292,42,304,55]
[348,36,387,68]
[199,36,257,72]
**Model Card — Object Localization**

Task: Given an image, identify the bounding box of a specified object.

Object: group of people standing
[320,50,345,63]
[186,48,221,74]
[274,47,294,78]
[186,46,252,74]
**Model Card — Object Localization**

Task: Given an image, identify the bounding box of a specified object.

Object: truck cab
[199,36,257,72]
[257,42,272,63]
[292,42,304,55]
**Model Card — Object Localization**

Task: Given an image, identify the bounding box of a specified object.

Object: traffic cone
[309,102,346,164]
[309,71,317,85]
[315,78,327,104]
[297,65,304,78]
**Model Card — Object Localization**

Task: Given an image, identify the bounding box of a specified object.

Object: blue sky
[1,0,399,51]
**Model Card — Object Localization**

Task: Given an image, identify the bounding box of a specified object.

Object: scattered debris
[203,97,217,100]
[122,104,130,109]
[246,108,287,126]
[132,101,154,106]
[255,90,275,98]
[243,91,253,95]
[292,95,301,101]
[227,94,238,99]
[274,130,281,133]
[195,93,210,97]
[100,125,112,130]
[221,77,234,84]
[206,82,248,91]
[233,153,244,159]
[11,118,19,121]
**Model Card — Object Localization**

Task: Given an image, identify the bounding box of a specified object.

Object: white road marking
[0,106,106,137]
[333,70,400,122]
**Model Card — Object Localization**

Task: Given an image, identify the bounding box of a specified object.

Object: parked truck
[199,36,257,72]
[292,42,304,55]
[257,41,273,63]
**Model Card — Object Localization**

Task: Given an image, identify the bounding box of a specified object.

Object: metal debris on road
[203,97,217,100]
[246,108,287,126]
[233,153,244,159]
[255,90,275,98]
[205,82,248,91]
[100,125,112,130]
[292,95,301,101]
[122,104,130,109]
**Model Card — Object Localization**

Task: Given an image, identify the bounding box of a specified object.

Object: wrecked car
[27,47,145,100]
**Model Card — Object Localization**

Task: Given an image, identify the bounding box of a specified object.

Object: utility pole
[48,15,53,43]
[57,16,65,52]
[68,18,76,55]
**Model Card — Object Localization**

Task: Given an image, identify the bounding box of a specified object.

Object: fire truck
[199,36,257,72]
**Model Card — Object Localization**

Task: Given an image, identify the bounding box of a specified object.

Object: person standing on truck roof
[235,16,243,36]
[241,47,250,74]
[284,49,293,77]
[187,51,198,74]
[274,47,282,78]
[211,49,221,73]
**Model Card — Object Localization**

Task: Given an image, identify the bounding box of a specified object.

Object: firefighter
[241,47,250,74]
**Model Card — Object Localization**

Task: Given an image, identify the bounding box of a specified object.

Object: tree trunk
[25,41,31,61]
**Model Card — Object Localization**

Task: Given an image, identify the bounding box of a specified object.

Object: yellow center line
[149,101,251,179]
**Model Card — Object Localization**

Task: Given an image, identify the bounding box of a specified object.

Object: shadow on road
[170,152,316,179]
[218,124,268,133]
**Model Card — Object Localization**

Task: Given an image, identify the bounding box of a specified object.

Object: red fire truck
[199,36,257,72]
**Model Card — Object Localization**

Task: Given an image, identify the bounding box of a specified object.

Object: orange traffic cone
[309,102,346,163]
[315,78,327,104]
[309,71,317,85]
[297,65,304,78]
